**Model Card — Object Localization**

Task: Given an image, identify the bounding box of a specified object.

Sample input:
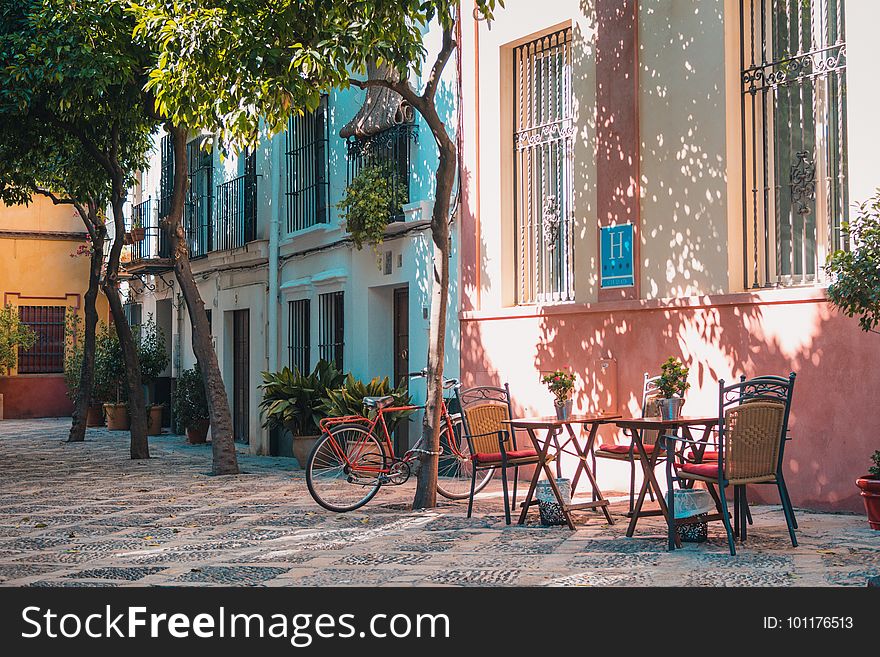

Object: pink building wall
[461,289,877,512]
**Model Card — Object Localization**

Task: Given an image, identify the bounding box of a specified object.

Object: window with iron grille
[216,149,257,251]
[17,306,65,374]
[286,96,330,233]
[318,292,344,371]
[741,0,847,288]
[346,122,416,223]
[123,302,142,328]
[185,136,214,257]
[158,133,174,220]
[288,299,311,374]
[513,28,575,304]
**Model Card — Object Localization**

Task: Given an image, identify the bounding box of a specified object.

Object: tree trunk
[105,196,149,459]
[412,120,456,510]
[166,125,239,475]
[68,218,105,443]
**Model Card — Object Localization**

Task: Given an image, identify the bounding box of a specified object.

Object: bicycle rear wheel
[306,424,387,512]
[436,416,495,500]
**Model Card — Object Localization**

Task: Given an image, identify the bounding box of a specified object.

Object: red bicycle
[305,370,495,512]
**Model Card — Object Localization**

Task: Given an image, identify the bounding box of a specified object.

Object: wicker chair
[593,373,672,514]
[455,384,541,524]
[665,373,797,556]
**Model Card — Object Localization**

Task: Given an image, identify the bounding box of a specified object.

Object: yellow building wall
[0,196,110,417]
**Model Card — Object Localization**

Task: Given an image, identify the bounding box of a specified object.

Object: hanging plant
[337,163,407,252]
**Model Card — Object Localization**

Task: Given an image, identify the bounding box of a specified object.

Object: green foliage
[63,311,84,401]
[321,373,416,433]
[130,1,501,151]
[0,304,37,375]
[94,323,126,403]
[826,191,880,333]
[869,450,880,478]
[338,164,408,251]
[135,314,168,385]
[173,364,209,432]
[657,357,690,399]
[541,369,576,404]
[259,360,346,437]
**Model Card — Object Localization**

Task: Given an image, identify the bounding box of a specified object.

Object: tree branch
[32,185,76,207]
[348,77,426,115]
[423,27,456,102]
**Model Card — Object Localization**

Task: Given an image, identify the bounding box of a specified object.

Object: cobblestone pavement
[0,418,876,587]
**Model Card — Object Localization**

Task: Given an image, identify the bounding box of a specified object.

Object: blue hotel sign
[600,223,634,289]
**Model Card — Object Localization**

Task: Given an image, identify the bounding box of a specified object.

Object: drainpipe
[267,132,281,374]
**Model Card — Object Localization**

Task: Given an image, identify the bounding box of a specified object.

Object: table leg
[552,430,563,479]
[568,423,613,525]
[626,429,673,539]
[517,427,553,525]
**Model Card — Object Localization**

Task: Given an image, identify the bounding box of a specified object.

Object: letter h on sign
[600,224,634,289]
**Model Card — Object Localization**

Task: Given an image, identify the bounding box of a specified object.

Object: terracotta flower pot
[186,419,210,444]
[86,403,104,427]
[103,403,130,431]
[856,475,880,530]
[130,227,146,242]
[292,435,321,469]
[147,405,164,436]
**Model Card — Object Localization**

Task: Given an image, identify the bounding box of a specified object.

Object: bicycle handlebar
[407,369,459,389]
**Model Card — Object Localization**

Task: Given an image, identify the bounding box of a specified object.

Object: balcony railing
[346,123,417,223]
[215,173,257,251]
[124,197,173,274]
[130,197,171,262]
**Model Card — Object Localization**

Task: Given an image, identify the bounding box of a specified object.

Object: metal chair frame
[454,383,540,525]
[663,372,797,555]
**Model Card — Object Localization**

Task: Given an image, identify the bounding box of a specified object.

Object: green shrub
[337,163,408,251]
[320,373,416,434]
[0,304,36,375]
[657,357,690,399]
[259,360,345,436]
[94,323,126,403]
[173,365,209,432]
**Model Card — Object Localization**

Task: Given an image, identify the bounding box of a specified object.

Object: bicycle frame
[317,399,463,476]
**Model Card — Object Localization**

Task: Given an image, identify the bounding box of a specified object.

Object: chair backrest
[718,373,796,482]
[455,384,514,456]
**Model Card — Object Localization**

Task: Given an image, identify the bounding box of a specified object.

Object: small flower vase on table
[542,369,576,422]
[555,398,573,420]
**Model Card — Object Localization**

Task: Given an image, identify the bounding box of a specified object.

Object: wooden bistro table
[614,415,718,549]
[505,413,621,530]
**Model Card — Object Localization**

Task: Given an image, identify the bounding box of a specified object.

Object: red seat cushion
[472,449,538,464]
[699,450,719,461]
[675,462,719,478]
[597,443,655,455]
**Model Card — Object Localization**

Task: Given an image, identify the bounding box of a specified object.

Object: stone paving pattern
[0,419,876,587]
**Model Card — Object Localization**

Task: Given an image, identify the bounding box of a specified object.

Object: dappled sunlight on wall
[462,291,880,511]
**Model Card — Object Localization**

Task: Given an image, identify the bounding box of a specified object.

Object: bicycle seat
[363,396,394,409]
[443,378,458,390]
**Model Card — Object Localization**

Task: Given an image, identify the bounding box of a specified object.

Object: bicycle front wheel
[436,416,495,500]
[306,424,387,513]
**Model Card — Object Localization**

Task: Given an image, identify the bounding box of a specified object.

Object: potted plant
[856,450,880,530]
[136,315,169,435]
[173,365,210,443]
[259,360,346,465]
[542,369,576,420]
[95,324,129,430]
[320,373,416,437]
[657,357,690,420]
[337,163,408,253]
[0,304,37,420]
[129,217,145,242]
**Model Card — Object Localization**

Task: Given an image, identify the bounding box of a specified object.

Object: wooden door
[393,288,409,455]
[232,309,250,444]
